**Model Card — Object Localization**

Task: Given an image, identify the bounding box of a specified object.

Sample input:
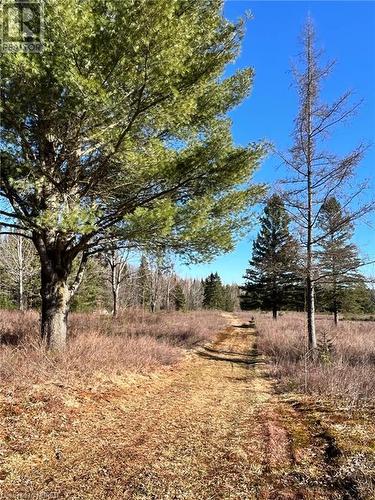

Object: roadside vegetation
[252,312,375,403]
[0,309,226,390]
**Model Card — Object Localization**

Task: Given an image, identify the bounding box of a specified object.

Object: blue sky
[177,0,375,284]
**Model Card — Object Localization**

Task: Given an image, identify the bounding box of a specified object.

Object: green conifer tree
[138,256,151,311]
[203,272,224,309]
[242,195,300,318]
[174,283,186,311]
[317,197,363,324]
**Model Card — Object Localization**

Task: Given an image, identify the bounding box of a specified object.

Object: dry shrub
[70,308,226,347]
[0,308,226,388]
[252,312,375,402]
[0,309,39,344]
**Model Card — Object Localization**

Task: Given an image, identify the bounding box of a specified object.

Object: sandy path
[1,315,344,499]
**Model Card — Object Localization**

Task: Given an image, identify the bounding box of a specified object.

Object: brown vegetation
[0,309,226,389]
[252,312,375,403]
[0,311,374,499]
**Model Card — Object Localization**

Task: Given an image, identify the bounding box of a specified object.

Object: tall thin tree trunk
[333,277,338,326]
[110,259,118,317]
[17,237,24,311]
[112,287,119,317]
[306,28,317,352]
[166,280,171,311]
[272,278,278,320]
[333,289,338,325]
[19,268,24,311]
[306,276,316,350]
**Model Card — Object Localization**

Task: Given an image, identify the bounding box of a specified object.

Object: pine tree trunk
[272,278,278,320]
[33,233,87,350]
[333,296,338,325]
[40,271,70,351]
[37,240,72,351]
[333,308,338,326]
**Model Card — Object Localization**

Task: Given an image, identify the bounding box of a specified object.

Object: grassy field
[0,310,374,499]
[251,312,375,403]
[0,309,226,388]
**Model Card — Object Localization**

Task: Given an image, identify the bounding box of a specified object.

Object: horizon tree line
[0,235,240,314]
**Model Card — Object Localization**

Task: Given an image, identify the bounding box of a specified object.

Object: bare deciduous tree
[0,234,38,310]
[104,249,129,317]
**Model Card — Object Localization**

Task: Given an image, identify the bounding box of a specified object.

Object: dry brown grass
[0,313,357,500]
[1,312,374,499]
[249,311,375,402]
[0,308,226,389]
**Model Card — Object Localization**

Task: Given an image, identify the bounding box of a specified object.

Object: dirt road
[1,315,354,499]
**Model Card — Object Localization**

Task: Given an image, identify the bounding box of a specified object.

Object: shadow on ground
[197,339,262,367]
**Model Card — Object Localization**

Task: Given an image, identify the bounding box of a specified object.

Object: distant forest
[0,237,239,314]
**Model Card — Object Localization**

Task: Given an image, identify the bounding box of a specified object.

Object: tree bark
[272,277,278,320]
[333,278,339,326]
[35,234,87,350]
[306,276,317,350]
[40,269,70,351]
[333,293,338,326]
[17,237,24,311]
[112,287,119,317]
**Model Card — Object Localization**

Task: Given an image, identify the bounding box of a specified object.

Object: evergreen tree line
[241,195,375,321]
[0,236,238,314]
[202,273,240,312]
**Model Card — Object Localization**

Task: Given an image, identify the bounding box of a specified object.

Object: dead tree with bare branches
[281,19,372,351]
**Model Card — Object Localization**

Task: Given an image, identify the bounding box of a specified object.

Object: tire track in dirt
[0,314,346,499]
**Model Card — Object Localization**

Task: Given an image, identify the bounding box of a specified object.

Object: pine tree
[203,273,224,309]
[317,197,363,324]
[222,284,239,312]
[0,0,265,349]
[242,195,300,319]
[341,284,375,316]
[71,258,108,312]
[174,283,186,311]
